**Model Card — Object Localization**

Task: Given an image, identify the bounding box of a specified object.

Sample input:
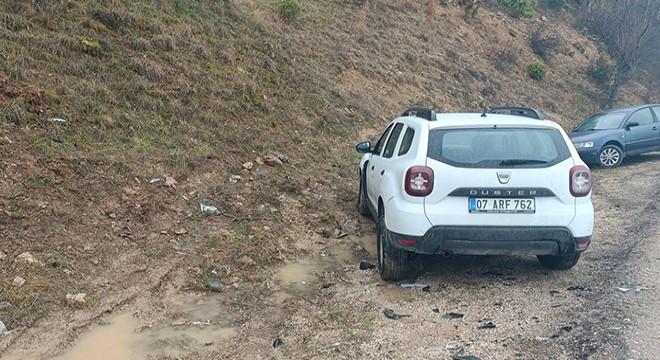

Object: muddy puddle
[51,295,236,360]
[274,233,377,293]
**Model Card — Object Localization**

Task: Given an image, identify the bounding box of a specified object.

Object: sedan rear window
[428,128,571,168]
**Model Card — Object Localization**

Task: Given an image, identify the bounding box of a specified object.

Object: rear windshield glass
[428,128,571,168]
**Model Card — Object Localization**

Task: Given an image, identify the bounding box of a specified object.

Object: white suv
[356,108,594,280]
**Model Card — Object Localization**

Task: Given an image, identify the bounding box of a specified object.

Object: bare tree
[578,0,660,107]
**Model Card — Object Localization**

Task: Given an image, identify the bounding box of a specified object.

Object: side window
[652,106,660,122]
[383,123,404,158]
[628,108,654,126]
[373,124,394,156]
[398,127,415,156]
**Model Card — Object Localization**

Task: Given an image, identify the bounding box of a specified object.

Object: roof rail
[402,107,437,121]
[489,107,544,120]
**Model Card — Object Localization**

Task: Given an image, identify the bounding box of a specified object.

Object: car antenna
[480,102,488,117]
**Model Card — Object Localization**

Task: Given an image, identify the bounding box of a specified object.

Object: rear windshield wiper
[499,159,548,166]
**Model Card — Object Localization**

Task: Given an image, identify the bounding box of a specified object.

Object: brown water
[356,233,377,257]
[51,295,237,360]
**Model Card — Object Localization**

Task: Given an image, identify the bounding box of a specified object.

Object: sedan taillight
[405,166,434,197]
[570,165,592,197]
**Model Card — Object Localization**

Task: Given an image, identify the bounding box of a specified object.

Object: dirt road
[2,154,658,360]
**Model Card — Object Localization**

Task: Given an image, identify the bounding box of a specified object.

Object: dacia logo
[497,172,511,184]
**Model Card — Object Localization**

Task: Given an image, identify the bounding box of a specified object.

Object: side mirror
[355,141,372,154]
[626,121,639,130]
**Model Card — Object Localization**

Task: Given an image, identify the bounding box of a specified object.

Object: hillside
[0,0,654,358]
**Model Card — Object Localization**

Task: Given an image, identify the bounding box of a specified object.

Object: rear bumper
[389,226,591,256]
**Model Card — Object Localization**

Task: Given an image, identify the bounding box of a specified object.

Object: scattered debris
[443,312,464,320]
[358,261,375,270]
[205,278,226,292]
[617,287,630,292]
[0,320,6,336]
[49,117,67,123]
[66,293,87,309]
[229,175,242,183]
[174,228,187,235]
[401,283,431,292]
[319,342,341,351]
[560,325,573,332]
[15,252,44,266]
[272,338,284,349]
[383,309,410,320]
[12,276,25,287]
[0,251,6,261]
[535,336,550,341]
[333,229,348,238]
[277,154,290,163]
[550,301,563,308]
[199,203,220,213]
[148,178,161,183]
[453,355,481,360]
[432,308,440,313]
[513,333,525,342]
[478,321,496,329]
[242,161,254,170]
[549,289,561,295]
[567,285,585,291]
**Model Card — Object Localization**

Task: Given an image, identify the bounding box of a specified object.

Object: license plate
[469,198,535,214]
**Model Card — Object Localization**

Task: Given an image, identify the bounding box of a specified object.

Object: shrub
[527,61,548,80]
[529,25,562,59]
[495,47,518,72]
[279,0,301,21]
[586,56,614,88]
[496,0,537,19]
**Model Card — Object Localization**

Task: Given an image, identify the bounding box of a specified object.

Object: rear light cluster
[405,166,434,196]
[569,165,592,197]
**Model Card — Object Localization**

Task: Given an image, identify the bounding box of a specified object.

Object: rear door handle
[653,126,658,131]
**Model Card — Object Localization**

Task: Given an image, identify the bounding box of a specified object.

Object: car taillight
[405,166,434,197]
[570,165,592,197]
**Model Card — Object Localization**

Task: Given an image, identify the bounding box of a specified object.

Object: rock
[171,318,187,326]
[263,155,283,166]
[229,175,242,183]
[164,176,177,188]
[12,276,25,287]
[15,252,44,266]
[0,301,13,311]
[237,256,255,266]
[174,228,187,235]
[0,251,6,261]
[66,293,87,309]
[0,320,6,335]
[255,157,264,165]
[242,162,254,170]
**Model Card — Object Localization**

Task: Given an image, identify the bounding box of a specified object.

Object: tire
[357,167,370,217]
[537,253,580,270]
[377,209,408,280]
[598,144,623,168]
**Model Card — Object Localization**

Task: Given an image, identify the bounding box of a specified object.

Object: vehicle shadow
[405,253,564,286]
[619,151,660,167]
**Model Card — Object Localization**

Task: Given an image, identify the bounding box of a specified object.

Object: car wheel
[598,144,623,168]
[377,209,407,281]
[357,167,370,217]
[537,253,580,270]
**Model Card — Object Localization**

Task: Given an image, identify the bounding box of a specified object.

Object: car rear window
[428,128,571,168]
